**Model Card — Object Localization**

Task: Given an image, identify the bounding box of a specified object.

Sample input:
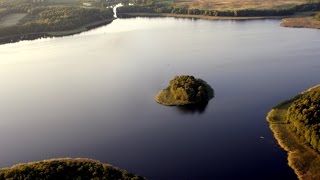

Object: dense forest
[286,87,320,152]
[156,75,213,106]
[0,158,145,180]
[169,76,211,103]
[0,6,113,37]
[27,6,113,30]
[0,0,117,39]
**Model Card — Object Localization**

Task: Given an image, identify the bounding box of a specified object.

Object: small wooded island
[156,75,214,106]
[0,158,145,180]
[267,85,320,179]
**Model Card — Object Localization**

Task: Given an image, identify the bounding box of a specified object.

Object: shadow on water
[176,88,215,114]
[176,101,209,114]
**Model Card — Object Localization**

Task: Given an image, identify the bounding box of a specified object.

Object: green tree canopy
[156,75,214,106]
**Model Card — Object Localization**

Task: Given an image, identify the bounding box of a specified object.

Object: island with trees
[155,75,214,106]
[0,158,145,180]
[267,85,320,179]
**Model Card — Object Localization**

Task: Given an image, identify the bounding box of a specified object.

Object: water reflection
[176,85,214,114]
[176,101,209,114]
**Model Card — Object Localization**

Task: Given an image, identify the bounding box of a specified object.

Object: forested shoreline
[117,3,320,17]
[286,86,320,152]
[0,7,113,37]
[0,0,115,44]
[267,86,320,179]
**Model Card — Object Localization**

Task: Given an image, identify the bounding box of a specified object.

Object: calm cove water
[0,17,319,179]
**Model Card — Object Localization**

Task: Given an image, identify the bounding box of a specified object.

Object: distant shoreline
[0,18,115,45]
[281,16,320,29]
[119,12,320,29]
[266,86,320,179]
[118,12,288,20]
[1,11,319,45]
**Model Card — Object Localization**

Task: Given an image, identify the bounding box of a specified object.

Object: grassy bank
[129,0,311,11]
[172,0,308,11]
[266,86,320,179]
[0,158,145,180]
[281,11,320,29]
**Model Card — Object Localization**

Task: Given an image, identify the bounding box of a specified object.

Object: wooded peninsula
[267,85,320,179]
[0,0,116,44]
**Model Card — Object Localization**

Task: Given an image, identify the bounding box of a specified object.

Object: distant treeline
[117,5,155,14]
[117,3,320,17]
[0,6,113,37]
[286,88,320,152]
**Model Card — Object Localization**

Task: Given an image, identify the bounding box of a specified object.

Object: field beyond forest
[0,0,115,43]
[173,0,309,10]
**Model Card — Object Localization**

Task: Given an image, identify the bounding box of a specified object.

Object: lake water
[0,17,319,179]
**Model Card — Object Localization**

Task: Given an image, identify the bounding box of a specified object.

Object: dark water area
[0,17,319,179]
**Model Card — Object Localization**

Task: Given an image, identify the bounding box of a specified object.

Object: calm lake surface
[0,17,319,179]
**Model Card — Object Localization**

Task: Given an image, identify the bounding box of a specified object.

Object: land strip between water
[0,18,114,44]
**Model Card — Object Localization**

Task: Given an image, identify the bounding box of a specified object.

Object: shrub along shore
[266,85,320,179]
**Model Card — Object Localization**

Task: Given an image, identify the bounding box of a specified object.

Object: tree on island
[156,75,214,106]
